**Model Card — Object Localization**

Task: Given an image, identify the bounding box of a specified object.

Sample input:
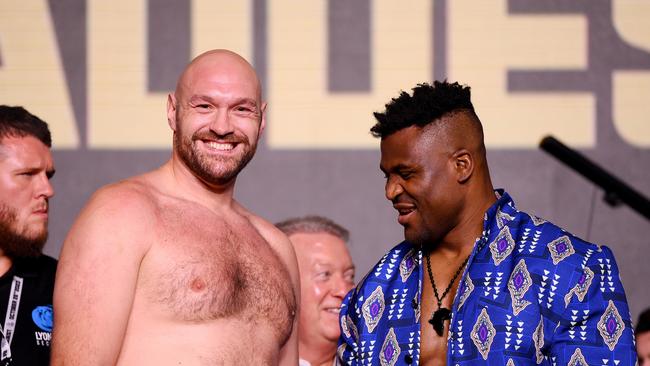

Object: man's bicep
[270,228,300,366]
[52,197,148,364]
[278,315,299,366]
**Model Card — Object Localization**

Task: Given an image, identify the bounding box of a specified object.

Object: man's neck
[166,156,237,209]
[299,339,336,366]
[434,187,497,257]
[0,255,13,277]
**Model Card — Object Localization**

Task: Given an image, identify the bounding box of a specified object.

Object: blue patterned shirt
[338,191,636,365]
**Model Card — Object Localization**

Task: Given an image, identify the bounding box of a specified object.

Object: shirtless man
[52,50,300,365]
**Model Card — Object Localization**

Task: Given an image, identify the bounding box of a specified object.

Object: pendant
[428,307,451,336]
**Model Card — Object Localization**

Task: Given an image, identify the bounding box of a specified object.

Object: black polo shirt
[0,255,56,366]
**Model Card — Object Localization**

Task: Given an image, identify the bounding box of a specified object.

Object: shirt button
[404,354,413,364]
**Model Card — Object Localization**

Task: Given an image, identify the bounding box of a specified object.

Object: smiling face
[0,136,54,258]
[290,232,355,346]
[168,50,266,186]
[380,123,466,247]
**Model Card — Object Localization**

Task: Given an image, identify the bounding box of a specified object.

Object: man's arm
[278,243,300,366]
[51,185,153,365]
[252,217,300,366]
[550,246,637,364]
[273,230,301,366]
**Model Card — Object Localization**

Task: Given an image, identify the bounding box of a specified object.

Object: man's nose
[209,109,234,136]
[38,175,54,199]
[385,177,403,202]
[331,275,351,299]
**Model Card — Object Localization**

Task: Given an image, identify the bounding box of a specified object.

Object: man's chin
[0,207,46,258]
[322,328,341,343]
[188,149,254,186]
[404,227,425,246]
[0,231,47,258]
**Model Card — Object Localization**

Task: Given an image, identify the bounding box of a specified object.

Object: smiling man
[52,50,300,365]
[0,106,57,365]
[338,81,636,365]
[277,216,355,366]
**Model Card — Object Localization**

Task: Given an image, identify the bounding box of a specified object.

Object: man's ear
[167,94,178,131]
[453,149,474,183]
[258,102,267,138]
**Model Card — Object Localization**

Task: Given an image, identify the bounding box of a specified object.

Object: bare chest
[139,214,296,342]
[419,263,462,366]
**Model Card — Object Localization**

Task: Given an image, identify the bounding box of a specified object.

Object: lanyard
[0,276,24,361]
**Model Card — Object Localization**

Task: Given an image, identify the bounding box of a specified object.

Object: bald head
[166,50,267,187]
[174,50,262,104]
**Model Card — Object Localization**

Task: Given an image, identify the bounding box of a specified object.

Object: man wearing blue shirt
[338,81,636,365]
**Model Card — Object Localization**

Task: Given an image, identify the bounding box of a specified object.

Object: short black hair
[275,215,349,243]
[636,308,650,335]
[0,105,52,147]
[371,81,477,138]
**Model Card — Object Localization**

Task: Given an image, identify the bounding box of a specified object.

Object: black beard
[174,130,257,186]
[0,205,46,259]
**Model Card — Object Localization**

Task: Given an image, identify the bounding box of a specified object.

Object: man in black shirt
[0,106,56,365]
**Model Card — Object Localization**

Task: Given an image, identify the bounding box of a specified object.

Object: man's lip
[397,210,414,225]
[393,203,415,225]
[199,140,240,152]
[393,203,416,214]
[322,307,341,315]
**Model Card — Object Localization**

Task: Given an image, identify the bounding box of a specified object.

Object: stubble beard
[0,204,47,259]
[405,227,427,248]
[404,217,437,249]
[174,129,257,187]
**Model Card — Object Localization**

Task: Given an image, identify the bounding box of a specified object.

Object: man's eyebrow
[380,163,411,173]
[312,260,332,267]
[236,98,257,104]
[232,98,260,109]
[188,95,258,106]
[188,95,213,103]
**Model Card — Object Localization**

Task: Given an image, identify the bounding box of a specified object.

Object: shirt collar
[10,257,41,278]
[476,189,516,252]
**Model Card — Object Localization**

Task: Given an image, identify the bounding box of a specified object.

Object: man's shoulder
[350,241,416,297]
[236,204,289,246]
[505,208,608,269]
[82,178,160,222]
[65,178,161,252]
[372,241,415,264]
[93,176,158,205]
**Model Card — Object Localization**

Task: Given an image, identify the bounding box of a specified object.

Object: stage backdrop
[1,0,649,319]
